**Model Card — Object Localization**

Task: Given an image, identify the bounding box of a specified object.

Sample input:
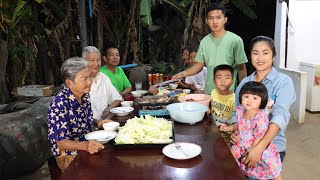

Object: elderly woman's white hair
[61,57,88,82]
[82,46,101,60]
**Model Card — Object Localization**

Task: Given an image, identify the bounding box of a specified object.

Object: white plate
[84,130,117,144]
[162,142,201,160]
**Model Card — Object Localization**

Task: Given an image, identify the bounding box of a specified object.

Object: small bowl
[169,83,178,90]
[131,91,142,98]
[121,101,133,107]
[137,90,148,96]
[183,89,191,94]
[103,121,120,131]
[110,107,134,116]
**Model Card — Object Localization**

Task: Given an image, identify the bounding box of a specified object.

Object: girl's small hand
[219,124,229,132]
[230,131,240,145]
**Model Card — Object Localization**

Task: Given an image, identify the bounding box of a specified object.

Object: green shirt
[195,31,248,94]
[100,66,132,92]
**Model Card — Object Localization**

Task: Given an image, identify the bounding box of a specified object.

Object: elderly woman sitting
[47,57,110,172]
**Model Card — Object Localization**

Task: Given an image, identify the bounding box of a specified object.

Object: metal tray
[137,95,172,106]
[113,119,175,149]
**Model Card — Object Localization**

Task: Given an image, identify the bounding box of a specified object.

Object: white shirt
[185,67,207,91]
[90,72,123,120]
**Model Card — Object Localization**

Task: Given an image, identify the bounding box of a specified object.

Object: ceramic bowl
[178,94,211,107]
[110,107,134,116]
[166,102,208,124]
[130,91,142,98]
[102,121,120,131]
[121,101,134,107]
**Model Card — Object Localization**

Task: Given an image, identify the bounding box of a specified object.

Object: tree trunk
[97,15,104,52]
[0,38,10,104]
[122,0,137,65]
[183,0,195,47]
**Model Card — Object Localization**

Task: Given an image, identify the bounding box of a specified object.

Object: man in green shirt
[100,46,132,97]
[173,3,248,94]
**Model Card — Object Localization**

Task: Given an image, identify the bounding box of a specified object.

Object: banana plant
[220,0,257,19]
[0,0,44,103]
[140,0,191,27]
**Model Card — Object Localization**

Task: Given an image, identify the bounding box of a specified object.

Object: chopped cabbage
[115,115,173,144]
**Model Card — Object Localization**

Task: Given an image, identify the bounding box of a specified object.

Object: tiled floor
[16,111,320,180]
[282,111,320,180]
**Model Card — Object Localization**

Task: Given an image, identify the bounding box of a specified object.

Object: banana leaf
[231,0,257,19]
[179,0,192,8]
[12,0,27,21]
[163,0,187,19]
[140,0,153,26]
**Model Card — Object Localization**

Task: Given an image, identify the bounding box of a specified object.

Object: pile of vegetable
[115,115,173,144]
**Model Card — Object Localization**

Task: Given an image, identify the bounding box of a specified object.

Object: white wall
[287,0,320,70]
[275,1,307,123]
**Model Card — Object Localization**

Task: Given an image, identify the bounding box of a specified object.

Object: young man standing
[173,3,248,94]
[100,46,132,97]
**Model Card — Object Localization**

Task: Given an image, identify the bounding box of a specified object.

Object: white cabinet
[299,61,320,112]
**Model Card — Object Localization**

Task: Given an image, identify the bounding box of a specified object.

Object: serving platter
[137,95,172,106]
[113,119,175,149]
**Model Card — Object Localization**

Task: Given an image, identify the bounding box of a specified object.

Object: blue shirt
[47,87,93,157]
[231,67,296,152]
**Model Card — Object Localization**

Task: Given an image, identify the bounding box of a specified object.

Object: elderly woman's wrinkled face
[251,41,274,73]
[86,52,101,76]
[67,67,92,97]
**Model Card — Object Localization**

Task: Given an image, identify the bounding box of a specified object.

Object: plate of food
[114,115,174,149]
[138,95,172,106]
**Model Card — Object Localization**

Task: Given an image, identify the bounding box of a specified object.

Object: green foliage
[179,0,192,8]
[163,0,188,19]
[0,0,44,35]
[230,0,257,19]
[110,17,128,48]
[219,0,257,20]
[150,60,174,75]
[140,0,153,27]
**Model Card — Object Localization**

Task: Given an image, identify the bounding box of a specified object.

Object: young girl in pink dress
[220,81,282,180]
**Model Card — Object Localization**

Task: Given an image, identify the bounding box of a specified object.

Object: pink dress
[231,106,282,179]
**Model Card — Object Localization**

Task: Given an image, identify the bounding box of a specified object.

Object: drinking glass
[135,81,142,90]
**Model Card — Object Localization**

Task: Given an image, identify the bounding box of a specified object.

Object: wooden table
[56,111,245,180]
[58,112,245,180]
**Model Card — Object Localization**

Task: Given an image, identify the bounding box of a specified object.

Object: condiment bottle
[156,73,159,84]
[148,74,152,85]
[152,74,157,85]
[159,74,163,83]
